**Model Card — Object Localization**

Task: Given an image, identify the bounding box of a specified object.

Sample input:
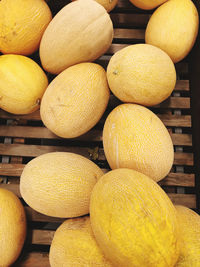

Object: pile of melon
[0,0,200,266]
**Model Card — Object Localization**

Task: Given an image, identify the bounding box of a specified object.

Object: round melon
[72,0,118,12]
[0,0,52,55]
[90,168,180,267]
[129,0,167,10]
[49,216,112,266]
[145,0,199,63]
[0,188,26,266]
[103,104,174,182]
[107,44,176,106]
[40,63,110,138]
[20,152,104,218]
[0,54,48,114]
[40,0,113,74]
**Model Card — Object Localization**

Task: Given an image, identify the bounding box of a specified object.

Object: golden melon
[145,0,199,63]
[0,0,52,55]
[103,104,174,182]
[40,63,110,138]
[49,216,112,266]
[0,54,48,114]
[107,44,176,106]
[20,152,104,218]
[0,188,26,266]
[129,0,167,10]
[40,0,113,74]
[71,0,118,12]
[90,168,180,267]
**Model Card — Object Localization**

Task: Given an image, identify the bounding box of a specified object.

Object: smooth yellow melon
[0,188,26,266]
[72,0,118,12]
[40,0,113,74]
[40,63,110,138]
[20,152,104,218]
[145,0,199,63]
[0,0,52,55]
[175,205,200,266]
[129,0,167,10]
[49,216,112,266]
[107,44,176,106]
[0,54,48,114]
[103,104,174,182]
[90,168,180,267]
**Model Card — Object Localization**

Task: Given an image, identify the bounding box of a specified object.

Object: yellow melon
[90,168,180,267]
[145,0,199,63]
[20,152,104,218]
[107,44,176,106]
[40,63,110,138]
[0,54,48,114]
[71,0,118,12]
[129,0,167,10]
[0,0,52,55]
[103,104,174,182]
[40,0,113,74]
[0,188,26,266]
[49,216,112,266]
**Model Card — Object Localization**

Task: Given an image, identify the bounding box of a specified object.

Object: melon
[129,0,167,10]
[49,216,112,266]
[40,63,110,138]
[72,0,118,12]
[0,188,26,266]
[90,168,180,267]
[40,0,113,74]
[145,0,199,63]
[20,152,104,218]
[107,44,176,106]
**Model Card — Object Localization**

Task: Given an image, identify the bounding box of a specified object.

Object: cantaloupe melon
[0,188,26,266]
[40,0,113,74]
[72,0,118,12]
[20,152,104,218]
[145,0,199,63]
[49,216,112,266]
[103,104,174,182]
[90,168,180,267]
[107,44,176,106]
[129,0,167,10]
[40,63,110,138]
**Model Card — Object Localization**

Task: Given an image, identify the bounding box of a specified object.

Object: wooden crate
[0,0,200,265]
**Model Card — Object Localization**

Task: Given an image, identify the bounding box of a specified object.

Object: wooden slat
[158,114,191,127]
[114,28,145,40]
[32,230,55,245]
[171,133,192,146]
[14,253,50,267]
[111,13,150,28]
[155,97,190,109]
[169,193,196,209]
[25,207,65,223]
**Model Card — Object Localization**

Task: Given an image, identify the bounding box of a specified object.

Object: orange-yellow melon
[129,0,167,10]
[103,104,174,182]
[145,0,199,63]
[107,44,176,106]
[90,168,180,267]
[0,188,26,266]
[40,63,110,138]
[0,0,52,55]
[40,0,113,74]
[0,54,48,114]
[72,0,118,12]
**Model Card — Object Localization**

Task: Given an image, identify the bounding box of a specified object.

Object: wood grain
[14,253,50,267]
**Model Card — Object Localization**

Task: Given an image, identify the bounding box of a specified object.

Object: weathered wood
[155,97,190,109]
[111,13,150,28]
[114,28,145,40]
[14,253,50,267]
[158,114,191,127]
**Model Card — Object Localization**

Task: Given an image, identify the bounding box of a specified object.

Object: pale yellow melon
[20,152,104,218]
[103,104,174,182]
[72,0,118,12]
[129,0,167,10]
[0,188,26,266]
[90,168,180,267]
[40,0,113,74]
[40,63,110,138]
[107,44,176,106]
[49,216,112,267]
[0,54,48,114]
[145,0,199,63]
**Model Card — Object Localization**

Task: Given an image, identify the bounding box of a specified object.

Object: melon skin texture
[90,168,180,267]
[0,188,26,266]
[0,54,48,115]
[40,0,114,74]
[49,216,112,267]
[107,44,176,106]
[20,152,104,218]
[40,63,110,138]
[103,104,174,182]
[0,0,52,55]
[71,0,118,12]
[129,0,167,10]
[145,0,199,63]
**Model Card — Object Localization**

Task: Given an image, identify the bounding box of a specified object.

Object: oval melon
[40,0,113,74]
[129,0,167,10]
[90,168,180,267]
[20,152,104,218]
[107,44,176,106]
[145,0,199,63]
[72,0,118,12]
[0,188,26,266]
